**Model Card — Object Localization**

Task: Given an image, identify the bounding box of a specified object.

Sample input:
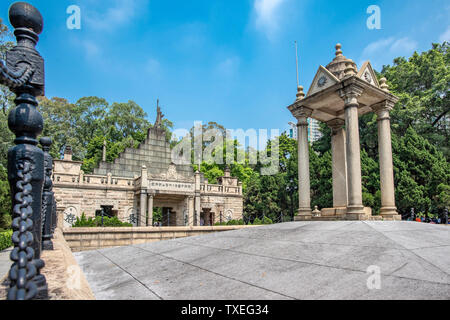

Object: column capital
[293,106,313,125]
[339,84,364,106]
[372,99,396,114]
[327,119,345,133]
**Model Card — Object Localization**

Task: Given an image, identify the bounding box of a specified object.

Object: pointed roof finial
[379,77,389,92]
[155,99,164,128]
[296,86,305,101]
[335,43,343,57]
[344,60,357,78]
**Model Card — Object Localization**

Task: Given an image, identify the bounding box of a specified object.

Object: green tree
[381,42,450,158]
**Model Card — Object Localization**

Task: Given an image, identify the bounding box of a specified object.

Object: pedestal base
[295,208,312,221]
[380,207,401,221]
[381,214,402,221]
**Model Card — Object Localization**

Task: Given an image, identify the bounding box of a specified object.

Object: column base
[295,208,312,221]
[345,205,366,220]
[380,207,402,221]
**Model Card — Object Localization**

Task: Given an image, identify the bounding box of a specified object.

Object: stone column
[139,191,147,227]
[340,85,365,219]
[147,194,154,226]
[295,107,313,219]
[188,196,194,226]
[373,100,400,220]
[194,170,201,226]
[139,165,148,226]
[327,119,348,208]
[194,196,201,226]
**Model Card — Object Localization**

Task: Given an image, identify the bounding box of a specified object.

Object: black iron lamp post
[0,2,47,300]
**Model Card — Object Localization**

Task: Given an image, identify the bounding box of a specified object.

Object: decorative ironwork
[128,213,137,225]
[41,137,54,250]
[51,198,57,234]
[0,2,48,300]
[64,213,76,226]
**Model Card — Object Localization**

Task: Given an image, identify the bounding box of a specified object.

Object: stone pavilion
[288,44,401,221]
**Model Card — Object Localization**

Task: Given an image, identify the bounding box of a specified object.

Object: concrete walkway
[74,221,450,300]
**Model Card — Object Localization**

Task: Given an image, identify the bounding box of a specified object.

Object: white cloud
[361,37,395,57]
[216,57,240,77]
[145,58,160,75]
[253,0,285,40]
[390,38,418,54]
[439,26,450,43]
[360,37,418,70]
[84,0,148,31]
[72,38,101,59]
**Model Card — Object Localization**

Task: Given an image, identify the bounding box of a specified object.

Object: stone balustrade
[53,172,136,188]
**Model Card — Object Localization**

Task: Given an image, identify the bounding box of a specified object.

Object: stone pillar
[188,196,194,226]
[194,197,201,226]
[194,170,201,226]
[327,119,348,208]
[373,100,401,220]
[139,165,148,226]
[139,191,147,227]
[63,145,73,161]
[147,194,154,226]
[340,85,365,219]
[295,107,313,219]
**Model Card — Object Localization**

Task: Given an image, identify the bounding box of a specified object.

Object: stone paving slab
[74,221,450,300]
[0,248,12,282]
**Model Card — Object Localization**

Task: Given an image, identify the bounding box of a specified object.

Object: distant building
[53,106,243,228]
[308,118,322,143]
[288,118,322,143]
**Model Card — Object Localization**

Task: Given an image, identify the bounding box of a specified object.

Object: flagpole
[295,41,299,88]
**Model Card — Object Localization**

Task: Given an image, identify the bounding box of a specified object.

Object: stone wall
[54,185,136,227]
[63,226,257,252]
[94,127,193,179]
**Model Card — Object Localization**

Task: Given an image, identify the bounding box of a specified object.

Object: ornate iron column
[41,137,54,250]
[0,2,47,300]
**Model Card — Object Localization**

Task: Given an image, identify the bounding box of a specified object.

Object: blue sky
[1,0,449,134]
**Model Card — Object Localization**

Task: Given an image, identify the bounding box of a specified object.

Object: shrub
[73,213,132,228]
[215,219,246,226]
[0,230,13,251]
[262,216,273,225]
[253,218,262,225]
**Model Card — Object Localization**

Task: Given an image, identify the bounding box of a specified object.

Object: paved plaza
[74,221,450,300]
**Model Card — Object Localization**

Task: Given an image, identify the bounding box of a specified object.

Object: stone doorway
[200,209,215,226]
[161,207,176,226]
